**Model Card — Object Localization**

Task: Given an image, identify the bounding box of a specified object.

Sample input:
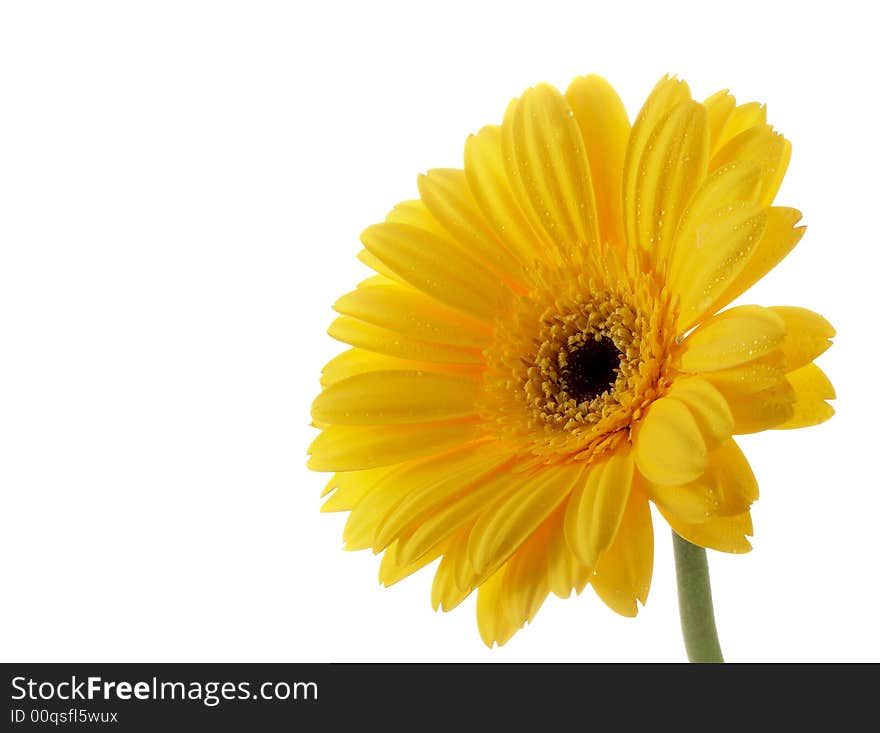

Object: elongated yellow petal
[704,90,736,154]
[634,397,707,485]
[546,504,592,598]
[328,316,484,365]
[361,222,507,321]
[713,101,767,154]
[711,440,759,515]
[725,379,795,434]
[666,377,734,451]
[334,284,491,349]
[676,305,786,372]
[776,363,835,429]
[646,440,757,521]
[343,445,487,550]
[395,461,525,566]
[565,74,631,248]
[702,351,788,398]
[307,420,484,472]
[623,75,691,253]
[633,100,709,267]
[670,161,762,269]
[321,348,397,387]
[311,370,479,425]
[379,538,447,587]
[500,518,553,630]
[669,203,767,332]
[417,168,527,287]
[373,445,509,552]
[477,567,518,647]
[770,306,835,371]
[320,348,479,388]
[564,448,634,566]
[431,527,477,612]
[468,461,586,574]
[591,490,653,616]
[356,248,407,284]
[355,274,398,289]
[643,474,716,524]
[320,466,393,511]
[383,198,446,231]
[502,84,600,259]
[463,125,547,265]
[707,207,806,316]
[341,472,413,550]
[712,124,790,205]
[664,509,753,554]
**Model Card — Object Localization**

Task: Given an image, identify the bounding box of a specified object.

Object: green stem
[672,531,724,663]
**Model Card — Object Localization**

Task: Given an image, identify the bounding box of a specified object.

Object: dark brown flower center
[561,337,622,404]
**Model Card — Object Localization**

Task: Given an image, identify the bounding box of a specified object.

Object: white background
[1,0,876,662]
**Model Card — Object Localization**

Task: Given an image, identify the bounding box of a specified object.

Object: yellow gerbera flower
[308,74,835,648]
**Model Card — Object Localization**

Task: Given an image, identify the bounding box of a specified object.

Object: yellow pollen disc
[478,268,676,462]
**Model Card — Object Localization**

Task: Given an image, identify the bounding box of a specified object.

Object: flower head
[309,74,835,646]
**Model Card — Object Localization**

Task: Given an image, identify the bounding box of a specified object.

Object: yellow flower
[308,74,835,647]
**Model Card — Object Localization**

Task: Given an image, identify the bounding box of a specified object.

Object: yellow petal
[663,509,753,554]
[643,474,715,524]
[633,100,709,267]
[328,316,484,365]
[307,420,484,472]
[373,445,509,552]
[666,377,734,451]
[623,75,691,253]
[634,397,707,485]
[340,464,419,551]
[646,440,757,522]
[703,90,736,154]
[499,519,553,631]
[361,222,507,322]
[468,461,586,574]
[711,124,790,206]
[776,363,835,429]
[463,125,546,265]
[669,161,762,271]
[321,348,387,387]
[431,527,477,612]
[355,273,398,289]
[334,284,491,349]
[379,538,446,587]
[668,203,767,332]
[770,306,835,372]
[564,448,634,566]
[707,207,806,316]
[676,305,786,372]
[395,461,525,566]
[502,84,600,258]
[356,248,407,284]
[546,505,592,598]
[319,348,478,388]
[477,567,518,648]
[726,379,796,434]
[712,101,767,154]
[311,370,479,425]
[702,351,788,398]
[565,74,630,247]
[710,440,759,515]
[342,445,489,551]
[591,490,653,616]
[417,168,527,287]
[320,466,393,511]
[384,198,447,231]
